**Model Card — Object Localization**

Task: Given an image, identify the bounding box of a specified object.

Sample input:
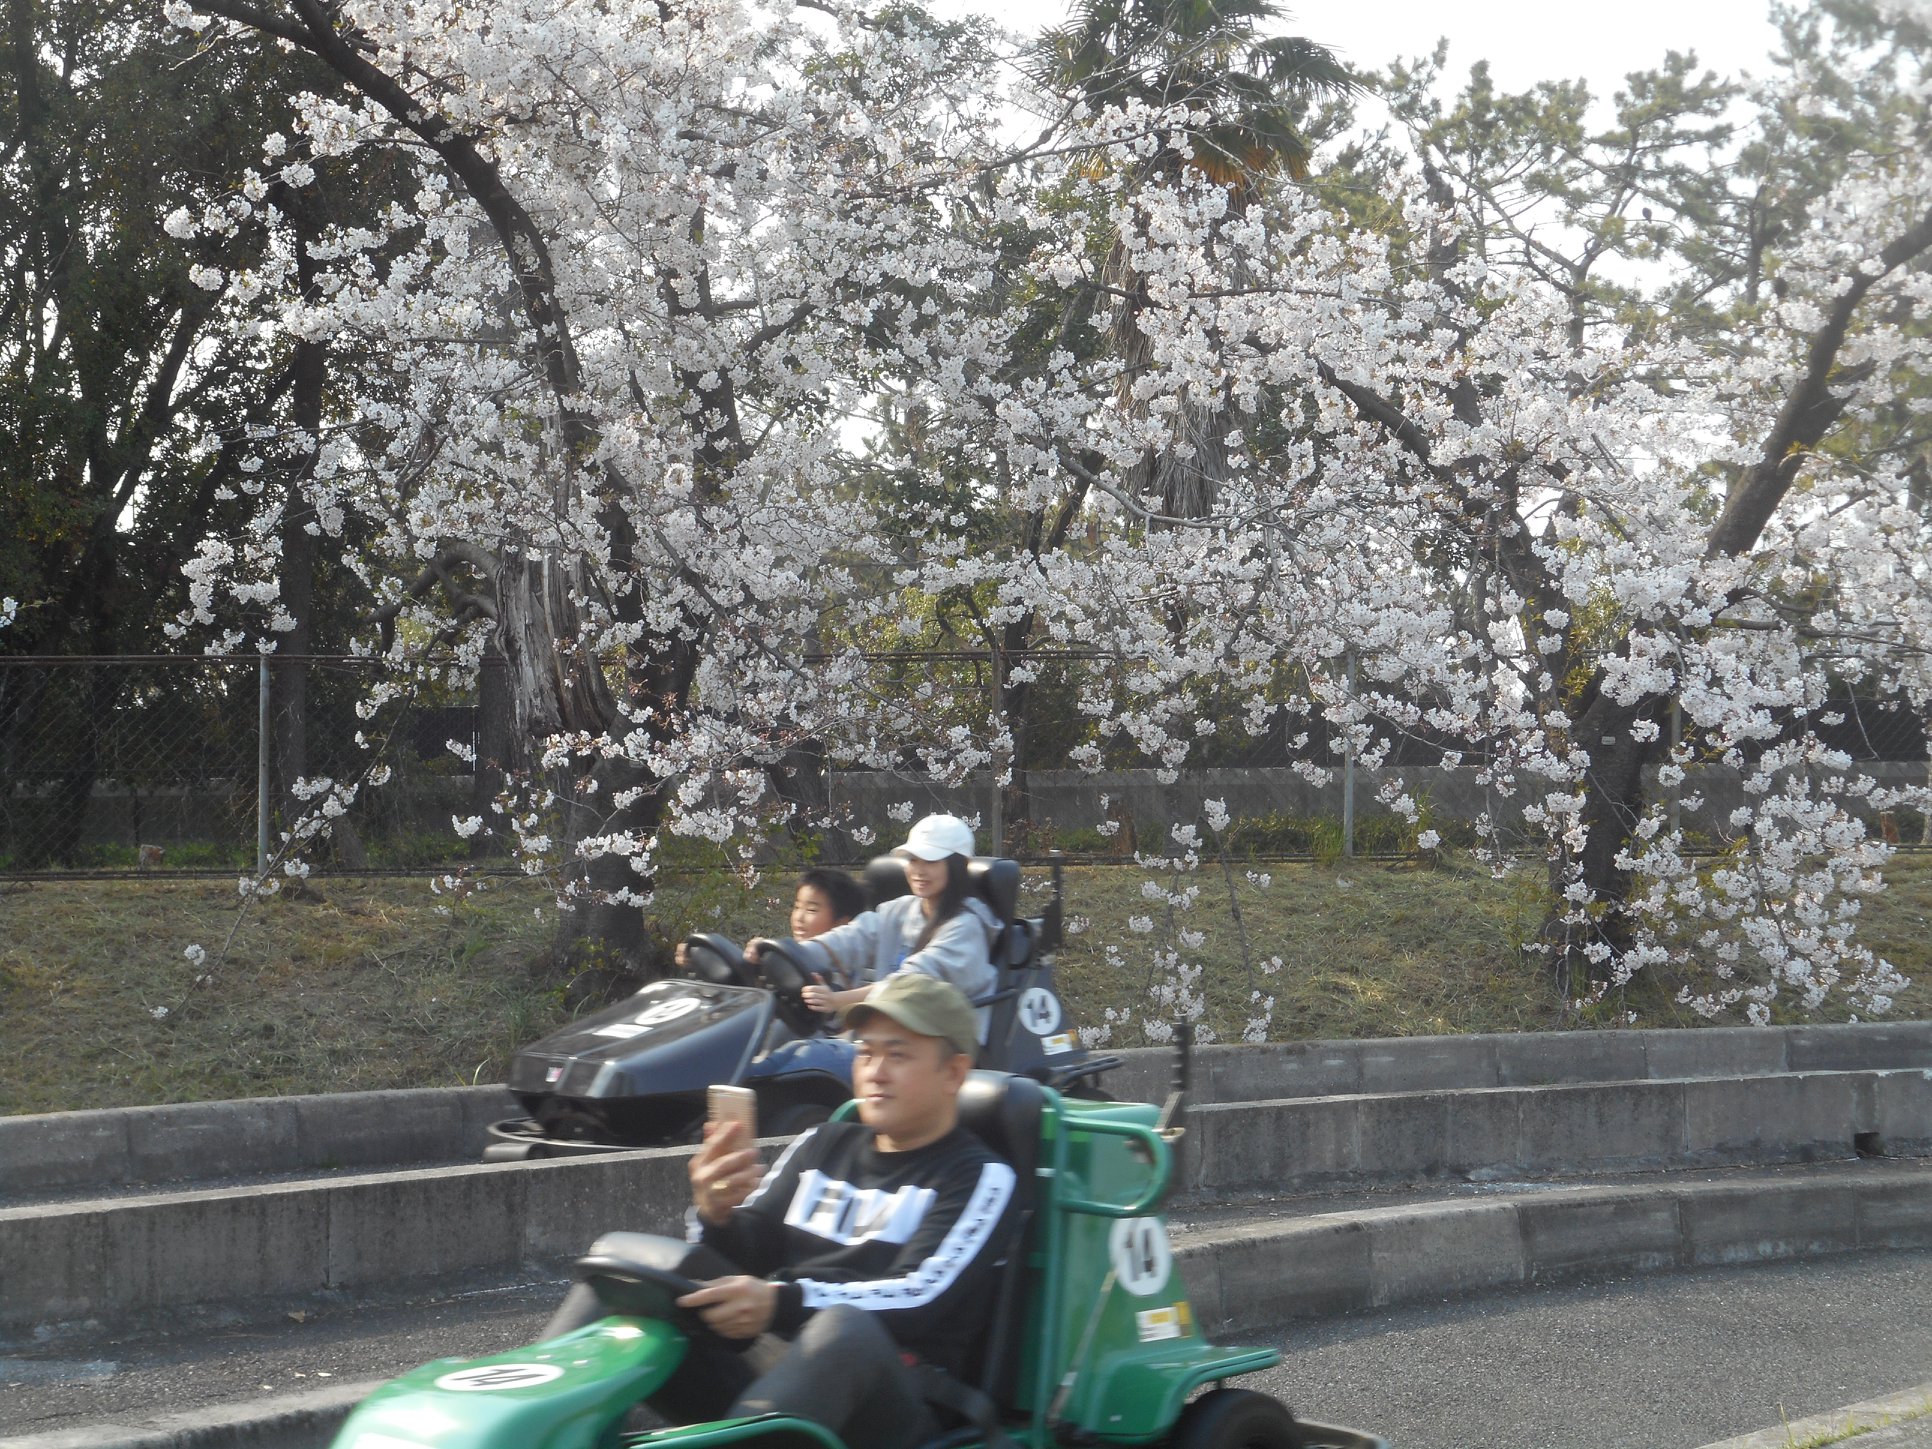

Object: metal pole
[1668,697,1682,838]
[256,656,271,876]
[986,644,1004,854]
[1341,651,1357,858]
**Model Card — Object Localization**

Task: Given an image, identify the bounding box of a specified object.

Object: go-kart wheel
[1172,1388,1311,1449]
[754,940,830,1037]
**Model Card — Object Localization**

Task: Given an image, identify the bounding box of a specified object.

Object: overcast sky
[1289,1,1781,95]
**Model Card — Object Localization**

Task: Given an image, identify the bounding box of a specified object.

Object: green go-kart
[328,1069,1386,1449]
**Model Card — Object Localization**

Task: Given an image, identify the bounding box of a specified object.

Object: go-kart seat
[865,855,1029,968]
[950,1071,1045,1409]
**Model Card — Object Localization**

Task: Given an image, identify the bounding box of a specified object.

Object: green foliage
[1217,807,1477,861]
[1027,0,1360,184]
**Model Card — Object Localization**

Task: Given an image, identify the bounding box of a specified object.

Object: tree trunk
[562,753,665,991]
[1547,691,1655,991]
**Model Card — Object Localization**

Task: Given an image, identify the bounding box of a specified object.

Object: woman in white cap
[747,813,996,1034]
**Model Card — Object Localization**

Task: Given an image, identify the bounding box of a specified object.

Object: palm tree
[1030,0,1359,518]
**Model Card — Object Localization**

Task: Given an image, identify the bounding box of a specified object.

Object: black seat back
[955,1069,1043,1183]
[952,1071,1045,1404]
[865,855,1022,927]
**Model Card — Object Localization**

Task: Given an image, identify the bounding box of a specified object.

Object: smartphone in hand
[707,1084,758,1141]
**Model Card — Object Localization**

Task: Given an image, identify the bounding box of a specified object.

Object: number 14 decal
[1107,1216,1172,1296]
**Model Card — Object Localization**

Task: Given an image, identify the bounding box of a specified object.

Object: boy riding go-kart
[333,975,1385,1449]
[486,816,1114,1160]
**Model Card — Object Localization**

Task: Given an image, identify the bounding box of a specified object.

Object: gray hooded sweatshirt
[792,894,1000,1040]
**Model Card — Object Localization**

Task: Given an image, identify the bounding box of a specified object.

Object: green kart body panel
[333,1320,688,1449]
[329,1076,1381,1449]
[1014,1097,1279,1444]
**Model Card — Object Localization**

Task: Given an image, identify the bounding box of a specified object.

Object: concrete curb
[1174,1162,1932,1333]
[6,1164,1930,1449]
[1690,1380,1932,1449]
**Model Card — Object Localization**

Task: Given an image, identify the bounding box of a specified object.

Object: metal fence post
[1342,650,1357,858]
[256,656,270,876]
[986,643,1004,853]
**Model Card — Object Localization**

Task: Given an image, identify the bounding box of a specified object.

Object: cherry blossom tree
[1336,0,1932,1012]
[160,0,1929,1025]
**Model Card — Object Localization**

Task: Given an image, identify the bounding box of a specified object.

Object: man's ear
[944,1050,973,1091]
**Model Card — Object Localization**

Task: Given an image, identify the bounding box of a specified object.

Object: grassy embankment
[3,856,1929,1115]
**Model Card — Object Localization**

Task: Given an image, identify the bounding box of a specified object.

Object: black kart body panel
[504,980,772,1146]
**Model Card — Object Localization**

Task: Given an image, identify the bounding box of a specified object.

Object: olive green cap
[845,972,978,1061]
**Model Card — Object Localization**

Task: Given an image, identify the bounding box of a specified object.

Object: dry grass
[3,854,1929,1113]
[1051,853,1932,1047]
[0,877,564,1114]
[1049,857,1565,1045]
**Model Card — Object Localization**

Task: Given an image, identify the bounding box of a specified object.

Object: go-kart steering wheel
[577,1256,703,1322]
[575,1239,738,1349]
[682,933,755,988]
[754,940,831,1038]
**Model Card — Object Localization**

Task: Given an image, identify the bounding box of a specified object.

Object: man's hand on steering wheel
[676,1275,777,1341]
[800,973,837,1015]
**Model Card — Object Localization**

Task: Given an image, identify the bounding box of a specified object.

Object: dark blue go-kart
[484,858,1117,1159]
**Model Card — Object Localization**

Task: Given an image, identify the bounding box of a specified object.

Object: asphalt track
[6,1249,1931,1447]
[1251,1247,1932,1449]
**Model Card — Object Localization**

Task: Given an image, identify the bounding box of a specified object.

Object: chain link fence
[1,654,1927,876]
[0,656,495,875]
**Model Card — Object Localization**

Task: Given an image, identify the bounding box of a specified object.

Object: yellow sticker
[1042,1031,1075,1055]
[1175,1299,1193,1333]
[1136,1306,1182,1342]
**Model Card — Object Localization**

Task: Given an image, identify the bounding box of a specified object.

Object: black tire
[1172,1388,1308,1449]
[766,1101,833,1137]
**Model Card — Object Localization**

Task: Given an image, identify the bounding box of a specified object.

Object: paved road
[5,1250,1930,1447]
[1248,1248,1932,1449]
[0,1277,566,1435]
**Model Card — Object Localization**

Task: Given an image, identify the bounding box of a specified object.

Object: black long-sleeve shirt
[689,1120,1019,1377]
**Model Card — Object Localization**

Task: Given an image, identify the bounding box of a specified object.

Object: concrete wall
[1180,1068,1932,1195]
[7,1023,1928,1202]
[7,1065,1928,1344]
[2,1147,690,1338]
[4,1163,1930,1449]
[1099,1021,1932,1104]
[0,1086,514,1201]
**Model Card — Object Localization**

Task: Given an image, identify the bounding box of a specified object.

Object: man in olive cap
[547,975,1017,1449]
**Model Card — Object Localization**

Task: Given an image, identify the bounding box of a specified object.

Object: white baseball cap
[896,813,976,861]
